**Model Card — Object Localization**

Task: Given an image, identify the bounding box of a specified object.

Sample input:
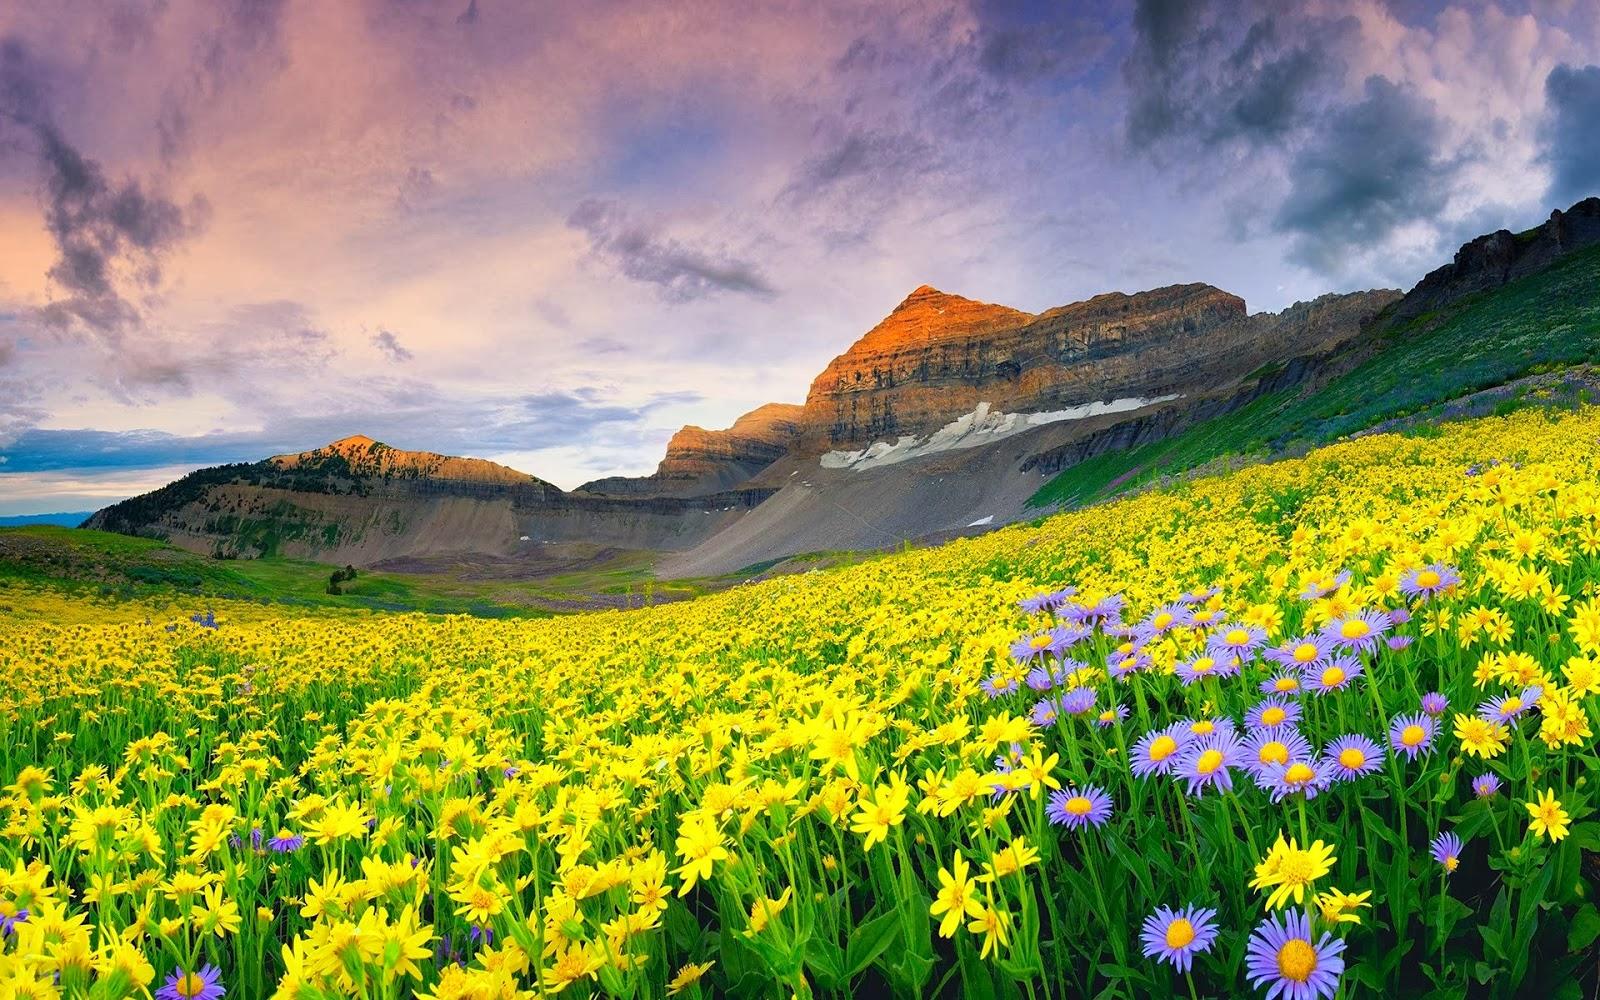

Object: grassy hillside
[0,526,707,618]
[1030,241,1600,509]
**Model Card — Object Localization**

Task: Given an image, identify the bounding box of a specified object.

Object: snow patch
[820,396,1180,472]
[966,515,994,527]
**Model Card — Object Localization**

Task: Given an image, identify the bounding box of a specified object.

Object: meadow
[3,405,1600,998]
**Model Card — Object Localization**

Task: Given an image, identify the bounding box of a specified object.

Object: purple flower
[1244,910,1345,1000]
[1019,587,1076,614]
[0,906,28,936]
[1175,653,1229,685]
[1323,734,1383,780]
[1009,630,1065,664]
[1130,725,1191,778]
[1386,606,1412,626]
[1246,697,1302,732]
[1209,623,1267,659]
[1047,785,1113,829]
[1094,703,1129,728]
[1430,831,1464,874]
[1420,692,1449,716]
[1140,905,1219,973]
[1322,610,1391,653]
[1178,586,1221,606]
[1303,655,1361,695]
[1259,758,1334,802]
[1029,698,1060,729]
[1265,635,1334,671]
[1476,686,1541,723]
[1388,713,1437,761]
[157,964,225,1000]
[981,674,1020,699]
[1174,732,1244,797]
[1398,564,1460,601]
[268,830,304,853]
[1140,603,1187,635]
[1259,670,1305,696]
[1385,635,1414,651]
[1059,687,1097,717]
[1298,570,1351,601]
[1244,729,1312,781]
[1471,773,1502,798]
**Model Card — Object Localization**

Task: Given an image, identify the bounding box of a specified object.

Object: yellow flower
[1249,834,1336,910]
[667,960,715,995]
[1314,887,1372,925]
[744,886,793,936]
[929,853,983,938]
[849,773,910,850]
[673,814,729,895]
[1525,788,1571,842]
[1453,714,1510,759]
[966,900,1013,959]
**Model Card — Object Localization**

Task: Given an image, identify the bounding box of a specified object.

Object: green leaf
[803,937,844,991]
[1567,821,1600,851]
[844,908,902,977]
[1567,903,1600,953]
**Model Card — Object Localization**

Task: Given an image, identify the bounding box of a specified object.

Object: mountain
[0,512,96,528]
[579,403,805,497]
[83,195,1600,579]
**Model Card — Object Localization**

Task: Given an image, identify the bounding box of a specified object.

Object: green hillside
[1030,241,1600,509]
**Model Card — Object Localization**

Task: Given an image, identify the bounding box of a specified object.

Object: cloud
[968,0,1111,83]
[395,165,436,210]
[456,0,480,26]
[567,198,776,301]
[780,129,933,204]
[372,328,414,362]
[1274,75,1456,273]
[1541,63,1600,207]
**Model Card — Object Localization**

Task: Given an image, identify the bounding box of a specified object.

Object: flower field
[4,406,1600,999]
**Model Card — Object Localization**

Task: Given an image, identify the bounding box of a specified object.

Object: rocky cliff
[796,282,1394,452]
[580,403,804,497]
[1390,196,1600,324]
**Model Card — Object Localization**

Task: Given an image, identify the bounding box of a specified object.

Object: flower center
[1195,749,1224,775]
[1444,856,1459,872]
[1500,698,1522,714]
[1401,725,1425,747]
[1193,658,1215,674]
[176,974,208,999]
[1259,742,1289,766]
[1149,736,1177,762]
[1191,721,1215,735]
[1293,643,1319,662]
[1226,629,1250,645]
[1064,796,1092,816]
[1029,634,1053,650]
[1338,748,1366,769]
[1340,620,1369,639]
[1261,707,1286,726]
[1276,938,1318,982]
[1321,667,1346,687]
[1274,677,1300,691]
[1284,763,1315,785]
[1165,918,1195,949]
[1417,570,1440,588]
[1153,612,1173,629]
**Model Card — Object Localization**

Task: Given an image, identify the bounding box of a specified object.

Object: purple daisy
[1209,622,1267,660]
[1430,831,1464,874]
[1095,703,1129,728]
[1259,670,1306,696]
[1140,904,1219,974]
[0,906,28,936]
[267,830,304,853]
[1420,692,1449,716]
[1387,713,1437,761]
[1130,725,1190,778]
[1398,564,1460,601]
[1322,609,1392,653]
[1323,734,1384,781]
[980,675,1019,699]
[1259,758,1334,802]
[1009,629,1067,664]
[1108,651,1152,679]
[1265,635,1334,671]
[1244,910,1345,1000]
[1176,716,1237,741]
[1303,655,1362,695]
[1174,732,1244,797]
[1174,653,1227,686]
[1386,606,1412,626]
[1059,687,1097,717]
[1140,603,1188,635]
[1476,685,1542,724]
[1246,697,1302,732]
[1028,697,1060,729]
[1019,587,1076,615]
[1471,773,1503,798]
[157,965,225,1000]
[1385,635,1414,651]
[1047,785,1113,829]
[1244,729,1312,781]
[1178,585,1221,606]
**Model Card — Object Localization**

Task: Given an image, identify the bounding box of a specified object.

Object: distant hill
[0,512,95,528]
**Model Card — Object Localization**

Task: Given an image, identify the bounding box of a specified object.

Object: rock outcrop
[580,403,804,497]
[1390,196,1600,324]
[796,283,1395,452]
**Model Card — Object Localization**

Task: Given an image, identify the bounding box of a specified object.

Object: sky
[1,0,1598,515]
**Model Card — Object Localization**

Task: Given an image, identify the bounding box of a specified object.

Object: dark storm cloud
[1,36,206,337]
[968,0,1111,82]
[1540,64,1600,207]
[1123,0,1354,150]
[372,329,414,362]
[780,129,933,204]
[567,198,776,301]
[1274,76,1455,272]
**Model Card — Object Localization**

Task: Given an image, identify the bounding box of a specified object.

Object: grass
[1030,241,1600,509]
